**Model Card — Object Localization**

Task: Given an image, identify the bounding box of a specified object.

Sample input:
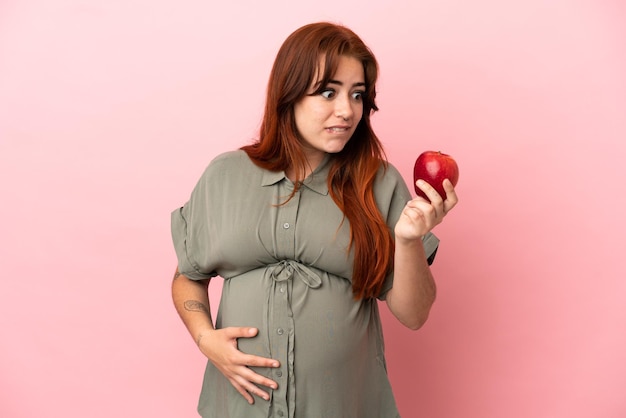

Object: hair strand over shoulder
[242,22,394,299]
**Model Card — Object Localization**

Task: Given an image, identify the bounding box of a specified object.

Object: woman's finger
[441,179,458,214]
[230,378,256,404]
[234,370,274,402]
[415,179,444,205]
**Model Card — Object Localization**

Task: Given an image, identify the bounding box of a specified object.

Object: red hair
[241,22,393,299]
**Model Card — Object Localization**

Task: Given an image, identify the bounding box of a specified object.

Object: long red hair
[241,22,393,299]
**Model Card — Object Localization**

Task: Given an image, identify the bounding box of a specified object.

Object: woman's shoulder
[375,160,406,186]
[372,160,412,204]
[202,149,257,175]
[195,149,268,190]
[209,149,251,166]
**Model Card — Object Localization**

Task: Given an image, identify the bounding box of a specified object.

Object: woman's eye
[321,89,335,99]
[352,91,364,100]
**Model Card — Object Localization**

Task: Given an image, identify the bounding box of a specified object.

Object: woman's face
[294,55,365,168]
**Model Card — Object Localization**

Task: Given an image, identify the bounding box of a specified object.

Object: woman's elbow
[402,311,431,331]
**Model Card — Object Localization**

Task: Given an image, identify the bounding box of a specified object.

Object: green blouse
[171,150,439,418]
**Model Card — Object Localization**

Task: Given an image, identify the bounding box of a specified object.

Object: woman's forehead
[313,54,363,83]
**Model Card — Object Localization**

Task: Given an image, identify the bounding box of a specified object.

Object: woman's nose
[334,94,354,121]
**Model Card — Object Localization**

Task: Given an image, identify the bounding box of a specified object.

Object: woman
[171,22,458,418]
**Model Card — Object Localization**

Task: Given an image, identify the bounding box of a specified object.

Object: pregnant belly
[216,267,380,368]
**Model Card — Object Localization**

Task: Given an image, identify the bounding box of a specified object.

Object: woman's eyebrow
[328,79,366,88]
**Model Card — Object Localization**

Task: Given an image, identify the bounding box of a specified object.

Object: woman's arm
[171,268,280,404]
[385,179,458,330]
[171,269,214,345]
[385,237,436,330]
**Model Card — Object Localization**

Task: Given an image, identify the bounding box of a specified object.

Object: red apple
[413,151,459,201]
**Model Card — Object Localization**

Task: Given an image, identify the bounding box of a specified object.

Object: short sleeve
[171,209,217,281]
[171,161,222,281]
[375,163,440,300]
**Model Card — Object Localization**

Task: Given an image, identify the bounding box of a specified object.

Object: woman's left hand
[394,179,458,242]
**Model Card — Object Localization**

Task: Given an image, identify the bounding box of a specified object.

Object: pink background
[1,1,625,417]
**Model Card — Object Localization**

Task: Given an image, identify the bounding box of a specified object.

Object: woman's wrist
[394,234,426,249]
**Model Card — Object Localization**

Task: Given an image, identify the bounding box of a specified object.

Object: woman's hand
[395,178,458,242]
[387,179,458,329]
[171,271,280,404]
[199,327,280,404]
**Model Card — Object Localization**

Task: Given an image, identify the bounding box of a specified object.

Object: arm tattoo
[184,300,210,315]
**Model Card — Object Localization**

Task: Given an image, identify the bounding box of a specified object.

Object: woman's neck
[286,151,326,182]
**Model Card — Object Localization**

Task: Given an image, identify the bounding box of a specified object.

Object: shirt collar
[261,154,331,196]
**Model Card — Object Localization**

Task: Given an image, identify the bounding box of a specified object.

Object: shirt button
[277,411,284,417]
[283,222,290,229]
[276,370,283,377]
[280,286,285,293]
[277,328,284,335]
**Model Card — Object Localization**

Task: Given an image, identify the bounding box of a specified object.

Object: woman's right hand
[198,326,280,404]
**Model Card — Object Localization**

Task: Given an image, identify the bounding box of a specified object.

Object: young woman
[171,22,458,418]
